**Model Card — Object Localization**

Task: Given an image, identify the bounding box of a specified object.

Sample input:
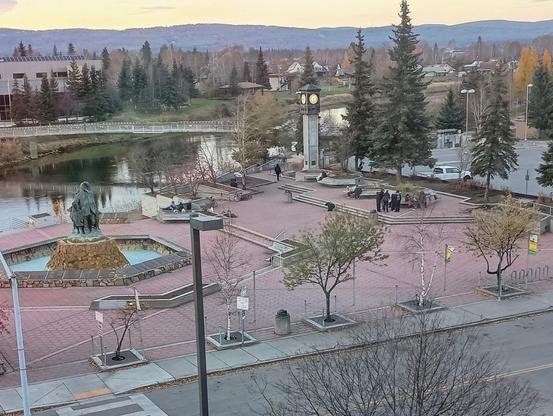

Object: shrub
[0,139,23,164]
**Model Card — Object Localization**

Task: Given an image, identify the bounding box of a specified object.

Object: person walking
[382,190,390,212]
[274,163,282,181]
[395,190,402,212]
[390,191,398,212]
[376,189,384,212]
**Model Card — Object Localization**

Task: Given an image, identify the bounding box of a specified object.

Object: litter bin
[275,309,291,335]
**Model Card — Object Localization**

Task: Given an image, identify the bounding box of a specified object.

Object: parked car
[419,165,472,181]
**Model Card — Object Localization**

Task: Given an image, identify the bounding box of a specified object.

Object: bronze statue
[69,181,100,235]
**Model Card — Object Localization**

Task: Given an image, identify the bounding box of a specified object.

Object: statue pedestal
[295,170,321,182]
[47,236,129,270]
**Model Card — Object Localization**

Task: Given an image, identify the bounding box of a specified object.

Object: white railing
[0,120,238,138]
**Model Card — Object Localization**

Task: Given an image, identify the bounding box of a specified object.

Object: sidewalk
[2,289,553,414]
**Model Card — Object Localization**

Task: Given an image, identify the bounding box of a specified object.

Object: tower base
[295,169,321,182]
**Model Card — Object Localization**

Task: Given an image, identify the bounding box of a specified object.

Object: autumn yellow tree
[514,47,539,97]
[543,50,552,72]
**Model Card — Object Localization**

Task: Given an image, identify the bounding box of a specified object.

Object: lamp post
[461,89,475,139]
[190,215,224,416]
[525,83,533,141]
[0,252,31,416]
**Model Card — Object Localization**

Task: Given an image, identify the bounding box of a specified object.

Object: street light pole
[525,83,533,141]
[461,89,475,140]
[0,252,31,416]
[190,215,224,416]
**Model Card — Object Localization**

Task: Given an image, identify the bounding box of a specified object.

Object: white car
[419,166,472,181]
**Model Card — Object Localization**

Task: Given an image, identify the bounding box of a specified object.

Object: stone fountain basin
[1,235,191,288]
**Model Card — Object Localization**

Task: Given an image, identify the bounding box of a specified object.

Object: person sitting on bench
[347,185,363,199]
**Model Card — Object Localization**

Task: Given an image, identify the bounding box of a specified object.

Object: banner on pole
[529,233,539,256]
[445,245,455,263]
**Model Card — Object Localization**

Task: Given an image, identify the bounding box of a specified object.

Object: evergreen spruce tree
[433,42,439,64]
[68,43,76,55]
[22,76,34,121]
[132,59,150,109]
[17,41,26,57]
[141,41,152,67]
[300,46,318,86]
[80,64,91,98]
[537,135,553,187]
[66,61,83,97]
[53,45,58,57]
[229,65,240,96]
[117,57,133,102]
[101,47,111,71]
[255,47,270,89]
[49,70,59,119]
[183,67,198,97]
[373,0,432,184]
[242,61,251,82]
[343,29,377,165]
[471,62,518,202]
[37,75,56,124]
[528,63,553,136]
[10,79,26,125]
[435,88,465,131]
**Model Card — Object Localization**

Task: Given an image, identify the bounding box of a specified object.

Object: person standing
[382,190,390,212]
[376,189,384,212]
[390,191,398,212]
[274,163,282,181]
[395,190,402,212]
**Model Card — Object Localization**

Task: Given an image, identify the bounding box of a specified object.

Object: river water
[0,134,234,232]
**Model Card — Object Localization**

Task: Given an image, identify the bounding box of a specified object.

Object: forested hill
[0,20,552,54]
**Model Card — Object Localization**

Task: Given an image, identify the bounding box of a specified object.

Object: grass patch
[111,98,235,122]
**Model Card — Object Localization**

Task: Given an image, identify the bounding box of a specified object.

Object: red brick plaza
[0,172,552,388]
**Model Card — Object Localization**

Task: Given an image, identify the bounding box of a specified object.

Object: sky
[0,0,552,30]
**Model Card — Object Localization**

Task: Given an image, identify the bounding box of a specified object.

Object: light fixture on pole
[525,83,534,141]
[190,214,224,416]
[0,252,31,416]
[461,89,475,140]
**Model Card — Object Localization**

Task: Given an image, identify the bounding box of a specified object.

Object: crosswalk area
[55,394,167,416]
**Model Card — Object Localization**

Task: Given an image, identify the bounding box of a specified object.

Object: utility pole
[0,252,31,416]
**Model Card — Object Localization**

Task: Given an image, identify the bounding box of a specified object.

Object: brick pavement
[1,174,553,387]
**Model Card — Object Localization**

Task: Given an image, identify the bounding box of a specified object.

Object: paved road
[429,141,550,196]
[38,314,553,416]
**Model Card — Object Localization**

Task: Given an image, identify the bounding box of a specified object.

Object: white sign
[237,296,249,311]
[97,321,103,337]
[95,311,103,323]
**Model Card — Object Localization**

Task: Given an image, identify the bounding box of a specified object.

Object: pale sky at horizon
[0,0,552,30]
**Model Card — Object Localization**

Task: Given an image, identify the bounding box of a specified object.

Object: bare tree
[465,195,536,299]
[0,303,9,336]
[457,138,473,181]
[257,313,539,416]
[284,212,385,322]
[207,231,250,340]
[402,209,445,307]
[127,147,163,193]
[108,303,137,361]
[196,141,220,184]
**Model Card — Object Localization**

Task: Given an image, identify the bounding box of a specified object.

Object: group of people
[164,201,192,212]
[376,189,402,213]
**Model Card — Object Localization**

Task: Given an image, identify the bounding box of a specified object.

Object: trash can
[275,309,291,335]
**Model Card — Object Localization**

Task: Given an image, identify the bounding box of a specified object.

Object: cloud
[0,0,16,13]
[140,5,176,12]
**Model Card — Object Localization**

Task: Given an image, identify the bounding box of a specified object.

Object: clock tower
[297,84,321,179]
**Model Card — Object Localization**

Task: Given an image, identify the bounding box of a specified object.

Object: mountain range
[0,20,552,55]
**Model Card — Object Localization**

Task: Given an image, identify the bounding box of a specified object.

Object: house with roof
[422,64,456,78]
[219,81,267,96]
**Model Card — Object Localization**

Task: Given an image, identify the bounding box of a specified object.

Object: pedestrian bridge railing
[0,120,238,138]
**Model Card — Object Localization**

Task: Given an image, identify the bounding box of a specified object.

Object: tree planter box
[304,313,356,332]
[397,299,446,314]
[90,348,146,371]
[476,285,527,299]
[206,331,258,350]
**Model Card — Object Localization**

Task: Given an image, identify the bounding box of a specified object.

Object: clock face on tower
[300,94,307,105]
[309,94,319,105]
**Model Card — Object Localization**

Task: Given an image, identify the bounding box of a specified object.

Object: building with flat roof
[0,55,102,122]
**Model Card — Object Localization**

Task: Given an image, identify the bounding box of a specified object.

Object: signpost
[527,232,539,289]
[444,244,455,292]
[237,287,249,346]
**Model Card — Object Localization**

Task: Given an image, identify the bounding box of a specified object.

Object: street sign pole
[237,287,249,346]
[444,244,448,292]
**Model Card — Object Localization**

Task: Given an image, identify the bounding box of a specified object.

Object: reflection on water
[0,134,234,231]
